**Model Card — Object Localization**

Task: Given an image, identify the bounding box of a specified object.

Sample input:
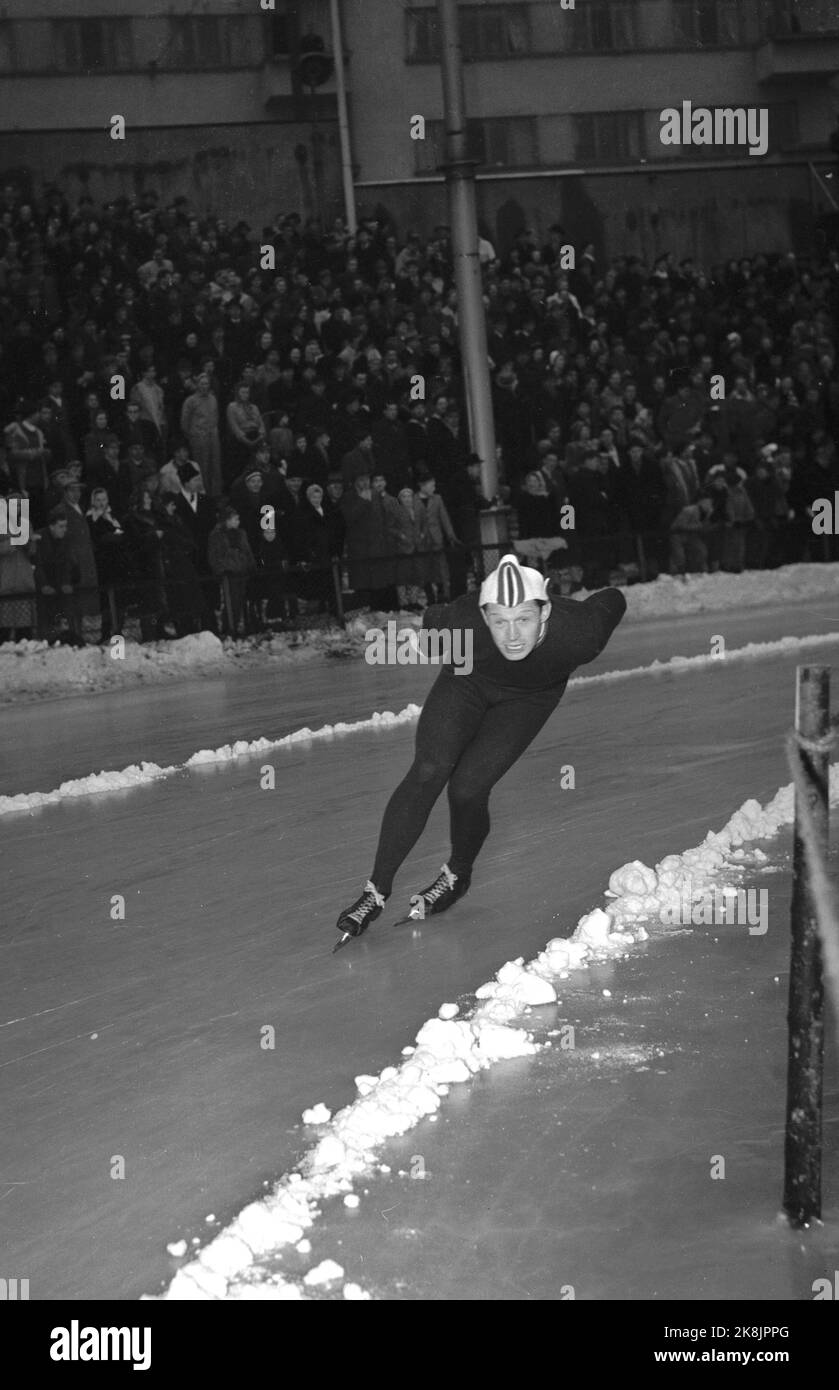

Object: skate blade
[332,931,353,954]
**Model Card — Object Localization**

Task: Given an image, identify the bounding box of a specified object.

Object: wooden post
[783,665,830,1227]
[331,557,345,626]
[221,576,235,636]
[107,585,119,637]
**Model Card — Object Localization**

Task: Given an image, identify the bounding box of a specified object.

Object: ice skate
[333,881,387,951]
[408,864,471,920]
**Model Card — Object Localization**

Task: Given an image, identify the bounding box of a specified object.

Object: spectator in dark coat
[323,472,347,559]
[86,487,132,638]
[340,472,397,608]
[173,461,215,574]
[296,483,333,609]
[207,505,257,636]
[34,507,82,641]
[516,471,562,540]
[157,494,206,635]
[371,401,413,492]
[122,484,169,640]
[87,439,135,518]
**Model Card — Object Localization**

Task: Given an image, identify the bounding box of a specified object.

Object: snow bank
[0,704,422,817]
[155,766,838,1301]
[615,562,839,622]
[3,565,838,703]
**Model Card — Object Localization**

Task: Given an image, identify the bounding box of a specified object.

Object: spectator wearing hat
[230,467,268,554]
[34,506,82,642]
[57,475,99,628]
[208,505,256,636]
[340,425,376,490]
[180,371,222,498]
[174,461,215,579]
[0,491,37,641]
[323,472,346,559]
[415,468,457,604]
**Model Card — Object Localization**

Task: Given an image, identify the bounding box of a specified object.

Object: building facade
[340,0,839,261]
[0,0,341,232]
[1,1,838,259]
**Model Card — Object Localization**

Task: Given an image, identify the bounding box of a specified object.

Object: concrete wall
[357,162,818,263]
[0,120,344,230]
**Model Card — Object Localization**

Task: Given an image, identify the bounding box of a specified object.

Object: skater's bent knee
[448,771,490,805]
[412,757,454,789]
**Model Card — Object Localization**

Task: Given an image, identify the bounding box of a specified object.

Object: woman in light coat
[415,468,457,602]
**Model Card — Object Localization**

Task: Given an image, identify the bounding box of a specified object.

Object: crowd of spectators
[1,177,838,644]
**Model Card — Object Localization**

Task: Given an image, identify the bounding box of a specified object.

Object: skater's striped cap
[479,552,549,608]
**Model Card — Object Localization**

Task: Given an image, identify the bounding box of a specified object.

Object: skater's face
[482,601,543,660]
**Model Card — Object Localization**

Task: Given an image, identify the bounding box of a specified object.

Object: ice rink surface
[2,594,838,1299]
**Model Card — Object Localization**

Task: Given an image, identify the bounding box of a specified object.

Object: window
[0,21,17,73]
[672,1,743,46]
[268,12,291,57]
[52,18,133,73]
[570,2,639,51]
[169,16,224,68]
[415,116,539,172]
[761,0,839,38]
[161,16,264,70]
[407,5,530,62]
[574,111,645,165]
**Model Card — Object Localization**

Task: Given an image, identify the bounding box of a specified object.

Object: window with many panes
[0,21,17,73]
[51,18,133,73]
[672,1,743,46]
[415,116,539,172]
[574,111,646,164]
[569,1,639,51]
[407,5,530,61]
[160,16,264,70]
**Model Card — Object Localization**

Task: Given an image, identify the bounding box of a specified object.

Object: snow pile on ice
[614,562,839,622]
[0,761,176,815]
[5,625,838,819]
[3,565,838,703]
[573,630,839,692]
[0,704,422,817]
[155,759,838,1301]
[159,997,552,1300]
[0,630,226,702]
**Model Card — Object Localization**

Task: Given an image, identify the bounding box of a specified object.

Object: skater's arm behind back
[551,586,627,671]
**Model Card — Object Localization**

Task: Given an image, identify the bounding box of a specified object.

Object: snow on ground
[2,563,838,704]
[154,763,839,1301]
[4,630,839,818]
